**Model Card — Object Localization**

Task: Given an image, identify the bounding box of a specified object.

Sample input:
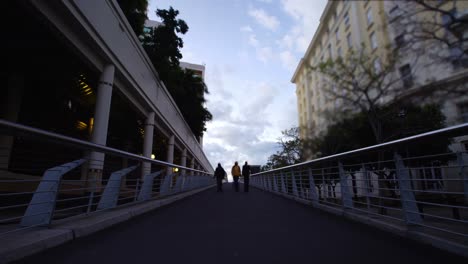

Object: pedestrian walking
[242,161,251,192]
[231,161,241,192]
[214,163,226,192]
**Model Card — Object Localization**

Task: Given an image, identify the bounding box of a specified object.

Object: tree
[142,7,212,138]
[142,7,188,82]
[262,127,304,170]
[117,0,148,37]
[389,0,468,96]
[171,69,213,137]
[311,104,449,202]
[310,45,417,145]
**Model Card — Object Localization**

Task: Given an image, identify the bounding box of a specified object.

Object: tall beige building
[292,0,468,142]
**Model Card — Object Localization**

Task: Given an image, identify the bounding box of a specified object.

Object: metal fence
[251,123,468,246]
[0,119,214,237]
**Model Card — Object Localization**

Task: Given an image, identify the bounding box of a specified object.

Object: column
[0,74,23,170]
[199,135,203,149]
[190,157,195,176]
[166,134,174,175]
[141,112,155,178]
[180,148,187,174]
[87,64,115,191]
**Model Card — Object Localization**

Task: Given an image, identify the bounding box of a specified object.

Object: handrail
[254,122,468,175]
[0,119,210,174]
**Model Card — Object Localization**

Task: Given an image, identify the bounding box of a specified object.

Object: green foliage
[171,69,212,136]
[117,0,148,37]
[310,104,449,159]
[262,128,304,170]
[142,7,188,80]
[141,7,212,138]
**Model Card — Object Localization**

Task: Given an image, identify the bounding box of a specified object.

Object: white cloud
[248,34,260,47]
[204,78,282,177]
[240,25,253,32]
[280,50,297,71]
[248,7,280,31]
[257,46,273,63]
[245,33,274,63]
[280,0,327,52]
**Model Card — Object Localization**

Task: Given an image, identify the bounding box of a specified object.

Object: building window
[373,58,381,73]
[367,8,373,25]
[347,33,352,48]
[328,44,332,58]
[337,46,342,58]
[395,33,405,48]
[459,103,468,123]
[399,64,413,88]
[344,12,350,27]
[370,32,378,50]
[336,28,340,42]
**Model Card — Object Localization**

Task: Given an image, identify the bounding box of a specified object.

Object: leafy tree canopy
[117,0,148,37]
[141,7,211,138]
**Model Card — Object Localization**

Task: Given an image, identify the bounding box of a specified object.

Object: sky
[148,0,328,179]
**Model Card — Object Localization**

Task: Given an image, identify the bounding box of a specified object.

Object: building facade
[292,0,468,141]
[291,0,468,198]
[1,1,213,189]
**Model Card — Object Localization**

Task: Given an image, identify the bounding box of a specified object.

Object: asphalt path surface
[17,183,466,263]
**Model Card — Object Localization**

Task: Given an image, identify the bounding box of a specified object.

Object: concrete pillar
[142,112,155,178]
[180,148,187,175]
[0,74,23,170]
[87,64,115,191]
[190,157,195,176]
[166,134,175,175]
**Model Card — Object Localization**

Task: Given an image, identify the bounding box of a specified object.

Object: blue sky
[148,0,328,177]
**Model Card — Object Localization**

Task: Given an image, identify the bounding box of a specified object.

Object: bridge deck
[17,184,465,263]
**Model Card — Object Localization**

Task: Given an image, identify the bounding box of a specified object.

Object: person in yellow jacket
[231,161,241,192]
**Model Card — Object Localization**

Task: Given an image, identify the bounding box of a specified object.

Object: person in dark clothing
[242,161,251,192]
[214,163,226,192]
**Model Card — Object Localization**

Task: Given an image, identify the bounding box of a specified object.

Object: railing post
[133,178,140,202]
[97,165,138,210]
[160,173,175,196]
[86,190,95,214]
[291,171,299,197]
[457,152,468,204]
[298,171,304,198]
[280,172,287,193]
[268,175,273,191]
[273,174,279,192]
[21,159,85,227]
[394,153,422,225]
[137,170,163,201]
[338,162,353,209]
[362,164,371,212]
[308,168,319,206]
[321,168,328,202]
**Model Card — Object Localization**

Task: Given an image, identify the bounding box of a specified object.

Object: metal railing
[252,123,468,246]
[0,119,214,237]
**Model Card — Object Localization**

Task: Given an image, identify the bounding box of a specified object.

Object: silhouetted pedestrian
[242,161,251,192]
[214,163,226,192]
[231,161,241,192]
